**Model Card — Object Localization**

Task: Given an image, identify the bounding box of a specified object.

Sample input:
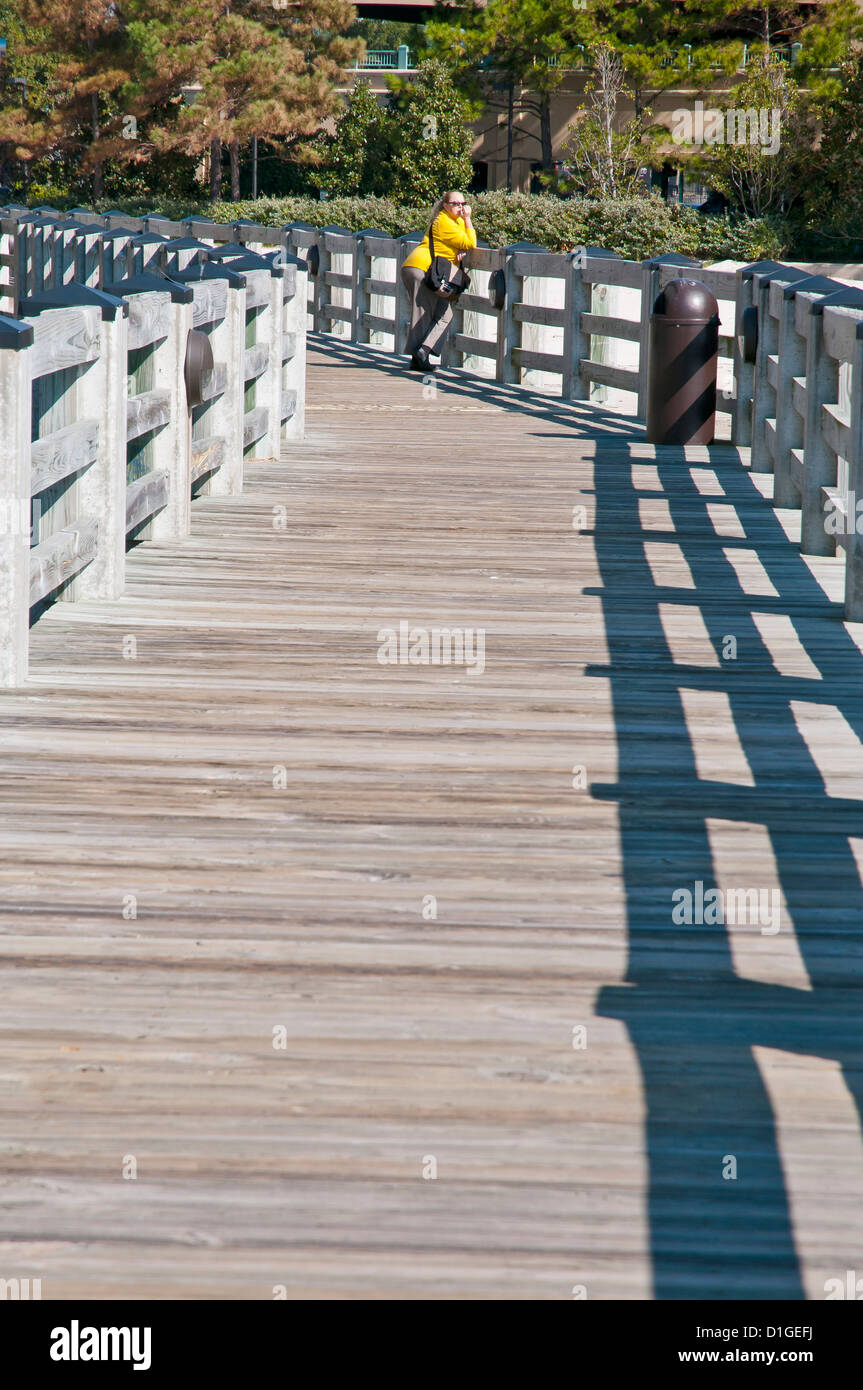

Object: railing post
[69,295,130,601]
[354,230,385,345]
[0,216,17,314]
[845,319,863,619]
[732,266,757,446]
[0,316,34,686]
[312,230,329,334]
[749,265,811,472]
[564,249,591,401]
[496,250,520,384]
[282,256,308,442]
[395,234,421,355]
[772,277,837,509]
[204,275,246,495]
[801,291,863,556]
[134,284,194,542]
[637,259,660,419]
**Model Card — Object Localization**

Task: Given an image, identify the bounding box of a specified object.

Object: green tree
[558,45,657,199]
[684,56,815,217]
[2,0,137,200]
[803,53,863,245]
[385,59,476,204]
[129,0,360,202]
[313,80,391,196]
[315,60,475,203]
[427,0,589,188]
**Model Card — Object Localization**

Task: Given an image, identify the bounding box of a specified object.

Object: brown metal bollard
[645,278,720,445]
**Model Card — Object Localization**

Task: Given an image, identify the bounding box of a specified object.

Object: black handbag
[422,220,471,301]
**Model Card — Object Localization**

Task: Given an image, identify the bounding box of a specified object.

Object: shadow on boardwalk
[586,444,863,1300]
[323,337,863,1298]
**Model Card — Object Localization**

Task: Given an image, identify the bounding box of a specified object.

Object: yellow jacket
[403,210,477,273]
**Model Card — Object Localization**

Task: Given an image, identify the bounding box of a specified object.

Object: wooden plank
[282,332,297,364]
[823,304,863,364]
[243,405,269,449]
[244,342,269,383]
[361,312,397,334]
[25,306,101,379]
[243,270,270,311]
[361,277,396,297]
[190,279,229,329]
[511,347,564,373]
[126,291,171,352]
[28,517,98,604]
[580,313,640,342]
[455,293,495,316]
[513,303,567,328]
[581,257,642,289]
[200,361,228,405]
[791,446,805,491]
[125,469,169,532]
[693,268,737,298]
[10,341,863,1307]
[126,389,171,443]
[451,333,497,360]
[323,272,353,290]
[190,434,225,480]
[280,387,298,421]
[321,304,353,324]
[821,400,850,461]
[510,251,570,278]
[31,418,100,493]
[579,359,640,392]
[792,375,808,419]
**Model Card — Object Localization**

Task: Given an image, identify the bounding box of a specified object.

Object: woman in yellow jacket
[401,191,477,372]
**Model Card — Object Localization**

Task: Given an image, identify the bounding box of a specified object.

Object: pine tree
[5,0,138,200]
[427,0,590,189]
[127,0,361,202]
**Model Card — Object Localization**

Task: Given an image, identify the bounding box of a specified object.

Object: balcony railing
[354,47,412,70]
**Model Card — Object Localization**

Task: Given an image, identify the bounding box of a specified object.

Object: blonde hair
[427,191,463,232]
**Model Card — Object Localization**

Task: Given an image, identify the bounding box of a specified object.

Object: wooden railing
[281,224,863,623]
[0,207,307,685]
[3,206,863,668]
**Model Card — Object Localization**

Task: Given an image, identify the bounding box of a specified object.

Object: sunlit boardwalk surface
[3,338,863,1300]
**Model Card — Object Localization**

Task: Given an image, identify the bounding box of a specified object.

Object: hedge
[34,190,786,262]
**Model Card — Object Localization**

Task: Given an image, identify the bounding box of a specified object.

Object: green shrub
[61,190,786,261]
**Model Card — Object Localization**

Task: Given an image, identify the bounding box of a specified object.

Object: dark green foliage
[62,189,785,260]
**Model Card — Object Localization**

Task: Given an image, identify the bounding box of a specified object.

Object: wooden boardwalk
[3,338,863,1300]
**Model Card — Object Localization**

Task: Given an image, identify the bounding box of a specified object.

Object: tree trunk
[210,137,222,202]
[506,84,514,192]
[90,92,103,201]
[229,138,240,201]
[539,93,553,173]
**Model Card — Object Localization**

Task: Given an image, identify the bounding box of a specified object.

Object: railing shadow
[314,332,863,1298]
[587,442,863,1299]
[308,335,642,437]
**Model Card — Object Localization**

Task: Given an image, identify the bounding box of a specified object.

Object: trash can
[646,278,720,445]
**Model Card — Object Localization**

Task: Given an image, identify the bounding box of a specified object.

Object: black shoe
[410,347,434,373]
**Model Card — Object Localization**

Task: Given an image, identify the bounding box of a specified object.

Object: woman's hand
[462,204,472,222]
